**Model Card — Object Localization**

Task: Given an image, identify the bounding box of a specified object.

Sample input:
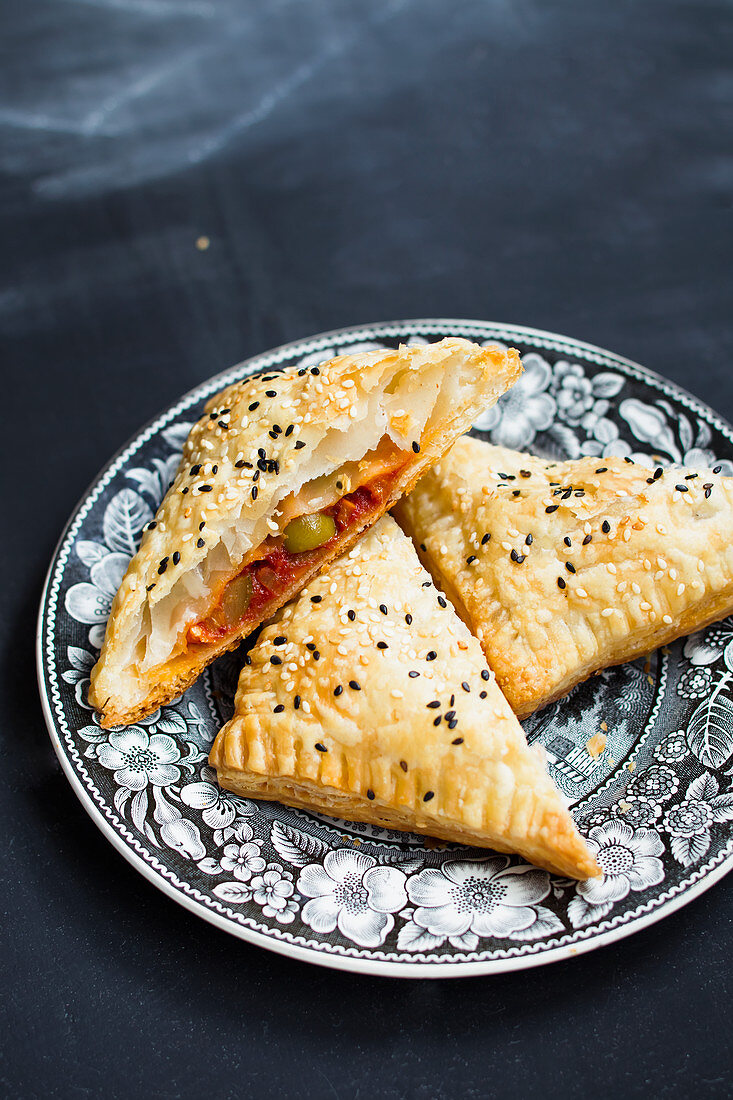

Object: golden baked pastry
[90,339,521,727]
[395,435,733,717]
[210,515,599,880]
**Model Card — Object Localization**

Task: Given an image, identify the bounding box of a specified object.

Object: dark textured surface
[2,1,732,1096]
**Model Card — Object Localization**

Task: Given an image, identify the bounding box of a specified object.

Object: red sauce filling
[187,475,400,646]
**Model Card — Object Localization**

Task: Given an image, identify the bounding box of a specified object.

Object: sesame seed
[349,680,361,690]
[196,538,205,548]
[293,695,301,709]
[437,596,447,608]
[479,690,487,698]
[466,555,477,564]
[566,561,576,573]
[595,467,608,473]
[653,467,663,479]
[405,613,413,625]
[377,641,388,649]
[408,670,419,678]
[445,710,455,721]
[367,789,375,800]
[557,577,566,589]
[601,608,614,618]
[158,558,169,574]
[525,533,533,546]
[400,760,408,772]
[146,583,156,591]
[583,534,592,545]
[379,604,388,615]
[265,389,277,397]
[274,704,284,713]
[564,537,572,547]
[423,791,434,802]
[713,465,722,473]
[347,609,356,621]
[294,440,306,450]
[675,484,688,493]
[426,651,437,661]
[412,441,420,453]
[602,520,611,533]
[315,743,327,752]
[663,614,673,625]
[248,402,259,412]
[452,737,464,745]
[545,504,559,514]
[190,464,201,475]
[251,486,258,500]
[427,700,440,709]
[433,716,442,726]
[481,670,490,681]
[448,719,458,730]
[334,685,343,696]
[198,484,212,493]
[510,549,525,564]
[520,469,531,478]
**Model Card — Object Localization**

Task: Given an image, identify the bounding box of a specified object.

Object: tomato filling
[187,464,407,646]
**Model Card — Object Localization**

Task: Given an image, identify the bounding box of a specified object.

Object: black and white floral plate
[37,321,733,977]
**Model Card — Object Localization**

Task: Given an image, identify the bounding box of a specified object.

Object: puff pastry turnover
[209,515,599,880]
[395,435,733,717]
[90,339,521,727]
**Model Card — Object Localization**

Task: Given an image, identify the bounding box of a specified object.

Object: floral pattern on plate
[38,321,733,976]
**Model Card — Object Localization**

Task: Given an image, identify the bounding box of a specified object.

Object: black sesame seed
[423,791,434,802]
[305,643,316,651]
[561,488,572,500]
[427,700,441,709]
[433,716,442,726]
[400,760,408,772]
[525,533,533,546]
[209,412,217,420]
[315,743,327,753]
[564,537,572,547]
[258,448,266,458]
[481,670,490,681]
[349,680,361,691]
[714,465,722,474]
[596,467,608,474]
[146,583,156,591]
[377,641,388,650]
[347,609,356,621]
[147,521,158,530]
[310,367,320,376]
[520,469,531,478]
[583,533,592,545]
[566,561,576,573]
[405,613,413,625]
[420,543,427,551]
[462,682,470,692]
[448,719,458,730]
[513,490,521,497]
[466,555,477,564]
[334,685,343,696]
[265,390,277,397]
[271,461,280,475]
[703,482,713,490]
[545,504,559,514]
[158,558,168,574]
[269,431,278,440]
[426,651,437,661]
[285,424,294,437]
[197,538,205,548]
[685,473,698,480]
[450,694,455,706]
[190,464,201,476]
[498,472,509,480]
[438,596,447,608]
[248,402,260,412]
[272,424,282,434]
[294,441,306,450]
[181,487,189,495]
[452,737,464,745]
[602,520,611,533]
[654,467,663,479]
[675,484,689,493]
[412,441,420,453]
[408,670,419,678]
[557,576,566,589]
[253,470,260,482]
[274,635,287,646]
[445,710,456,721]
[422,581,431,588]
[270,656,282,665]
[705,487,712,498]
[199,484,212,493]
[257,459,267,471]
[624,456,634,464]
[251,486,258,500]
[481,533,491,545]
[311,595,322,603]
[313,651,320,661]
[479,690,487,699]
[211,465,218,475]
[379,604,388,615]
[273,704,284,713]
[367,789,375,800]
[293,695,301,709]
[172,551,180,565]
[244,654,252,666]
[297,368,307,376]
[218,420,229,430]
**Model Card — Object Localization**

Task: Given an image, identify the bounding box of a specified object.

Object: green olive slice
[217,573,253,627]
[283,512,337,553]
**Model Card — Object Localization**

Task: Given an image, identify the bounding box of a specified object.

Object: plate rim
[36,318,733,978]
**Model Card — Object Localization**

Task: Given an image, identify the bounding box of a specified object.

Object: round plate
[37,320,733,977]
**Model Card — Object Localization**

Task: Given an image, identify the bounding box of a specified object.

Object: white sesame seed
[391,689,403,699]
[623,528,631,542]
[576,588,588,599]
[663,614,673,625]
[632,582,641,594]
[601,608,614,617]
[677,582,685,596]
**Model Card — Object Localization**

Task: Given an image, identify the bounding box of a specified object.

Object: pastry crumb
[586,733,607,759]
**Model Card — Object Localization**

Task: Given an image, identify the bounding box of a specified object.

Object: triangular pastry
[209,515,599,879]
[90,339,521,727]
[395,435,733,717]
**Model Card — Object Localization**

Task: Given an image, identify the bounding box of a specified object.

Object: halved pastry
[394,435,733,717]
[90,338,521,727]
[209,515,599,879]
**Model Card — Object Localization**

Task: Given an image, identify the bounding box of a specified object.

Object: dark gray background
[3,1,732,1096]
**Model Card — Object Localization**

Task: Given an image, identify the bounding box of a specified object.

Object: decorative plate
[37,320,733,977]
